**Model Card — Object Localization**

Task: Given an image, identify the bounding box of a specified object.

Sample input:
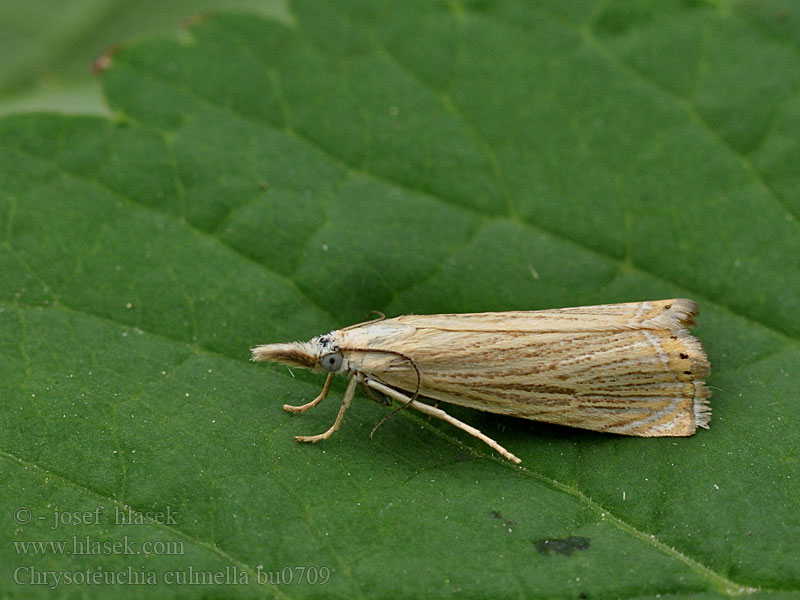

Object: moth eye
[321,351,343,372]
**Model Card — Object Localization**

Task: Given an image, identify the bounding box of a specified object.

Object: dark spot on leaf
[664,304,672,310]
[489,510,515,528]
[533,536,590,556]
[684,370,692,375]
[680,353,688,359]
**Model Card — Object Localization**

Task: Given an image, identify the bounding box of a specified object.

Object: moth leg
[284,373,334,413]
[295,375,358,443]
[359,382,392,407]
[363,378,521,465]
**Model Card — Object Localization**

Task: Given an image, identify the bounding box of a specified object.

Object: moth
[251,299,711,464]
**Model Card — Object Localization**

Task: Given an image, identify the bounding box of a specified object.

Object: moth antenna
[364,310,386,322]
[340,310,387,331]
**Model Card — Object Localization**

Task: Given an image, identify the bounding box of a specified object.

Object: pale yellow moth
[251,299,711,464]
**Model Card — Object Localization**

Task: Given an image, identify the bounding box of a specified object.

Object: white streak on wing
[632,301,651,323]
[643,330,670,369]
[613,396,684,434]
[642,404,686,435]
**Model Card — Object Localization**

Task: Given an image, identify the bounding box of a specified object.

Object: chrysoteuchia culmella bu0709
[251,299,711,464]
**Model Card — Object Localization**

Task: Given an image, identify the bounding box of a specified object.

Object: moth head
[250,334,346,373]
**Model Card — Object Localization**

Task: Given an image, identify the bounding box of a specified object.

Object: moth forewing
[251,299,711,463]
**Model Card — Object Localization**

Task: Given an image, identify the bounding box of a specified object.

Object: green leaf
[0,0,289,115]
[2,1,799,597]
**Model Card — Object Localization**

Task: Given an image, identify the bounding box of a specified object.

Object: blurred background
[0,0,287,116]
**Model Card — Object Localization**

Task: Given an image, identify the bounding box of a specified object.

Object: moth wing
[376,299,699,333]
[337,299,710,436]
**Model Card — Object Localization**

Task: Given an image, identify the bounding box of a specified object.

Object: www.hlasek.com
[14,536,184,556]
[13,565,332,589]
